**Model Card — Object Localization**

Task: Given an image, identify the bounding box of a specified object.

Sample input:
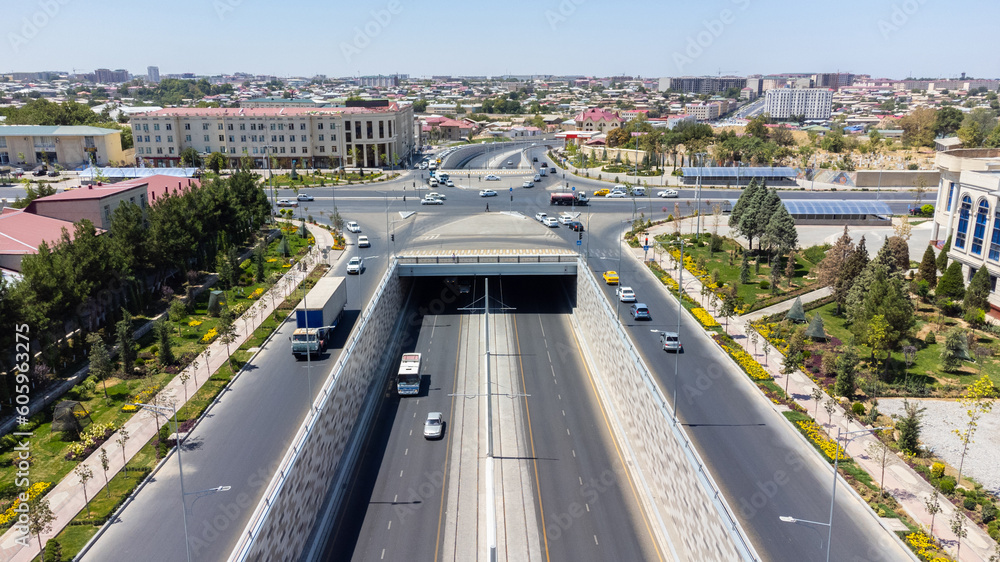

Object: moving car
[558,213,575,225]
[606,191,627,198]
[616,286,636,302]
[276,198,298,207]
[47,170,59,177]
[540,162,548,168]
[603,271,619,285]
[296,193,314,201]
[629,303,651,320]
[532,156,538,162]
[661,331,682,352]
[506,160,512,166]
[657,189,679,198]
[421,197,444,205]
[542,217,559,227]
[568,221,585,232]
[346,221,361,233]
[357,235,370,248]
[594,188,610,196]
[522,180,534,188]
[446,180,455,187]
[534,212,548,223]
[533,174,541,182]
[424,412,444,439]
[427,192,446,200]
[485,174,500,181]
[346,257,364,274]
[479,189,498,197]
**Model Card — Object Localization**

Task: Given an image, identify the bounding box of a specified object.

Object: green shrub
[43,539,62,562]
[931,462,945,479]
[759,280,770,290]
[939,476,957,494]
[925,331,936,344]
[851,402,865,416]
[983,503,998,524]
[964,496,978,510]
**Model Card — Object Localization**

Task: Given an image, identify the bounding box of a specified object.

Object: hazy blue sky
[4,0,998,79]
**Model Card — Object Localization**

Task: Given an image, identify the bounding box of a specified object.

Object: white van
[632,186,646,196]
[429,177,439,187]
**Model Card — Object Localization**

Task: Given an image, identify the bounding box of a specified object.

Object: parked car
[657,189,679,198]
[358,235,370,248]
[485,174,500,181]
[47,170,60,177]
[479,189,498,197]
[421,197,444,205]
[661,331,682,352]
[276,198,298,207]
[603,271,619,284]
[616,286,636,302]
[346,257,364,274]
[424,412,444,439]
[346,221,361,233]
[296,193,314,201]
[629,303,651,320]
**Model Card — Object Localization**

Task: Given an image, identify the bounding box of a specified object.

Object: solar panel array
[783,200,893,216]
[680,167,797,178]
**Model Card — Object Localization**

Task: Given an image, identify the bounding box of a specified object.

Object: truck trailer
[550,192,588,206]
[290,276,347,359]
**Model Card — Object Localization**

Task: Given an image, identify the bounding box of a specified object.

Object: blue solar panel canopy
[681,167,797,179]
[783,200,893,216]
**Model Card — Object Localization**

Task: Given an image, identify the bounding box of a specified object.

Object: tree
[785,296,806,322]
[834,235,869,313]
[964,266,991,312]
[874,235,909,275]
[206,151,227,173]
[899,107,937,148]
[935,106,964,136]
[99,448,111,498]
[784,252,797,284]
[940,327,967,372]
[728,178,762,234]
[951,510,968,559]
[936,236,951,272]
[936,261,966,301]
[739,252,750,285]
[26,497,55,556]
[75,463,94,508]
[952,376,997,487]
[115,309,136,376]
[846,264,915,351]
[918,245,937,286]
[745,115,769,140]
[817,226,854,287]
[924,493,942,535]
[115,428,129,465]
[771,125,795,147]
[764,203,798,257]
[179,147,202,167]
[865,437,892,497]
[895,399,925,454]
[834,346,858,398]
[154,319,174,366]
[412,99,428,112]
[867,314,892,377]
[218,306,238,362]
[86,333,112,400]
[805,313,827,341]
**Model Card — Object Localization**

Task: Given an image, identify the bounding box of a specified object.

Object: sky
[4,0,999,80]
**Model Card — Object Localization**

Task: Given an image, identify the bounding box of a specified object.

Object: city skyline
[4,0,998,80]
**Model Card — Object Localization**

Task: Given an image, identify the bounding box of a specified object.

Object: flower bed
[691,307,719,327]
[201,328,218,343]
[0,482,51,526]
[66,422,118,460]
[795,419,848,461]
[904,532,947,561]
[120,385,161,413]
[715,335,772,381]
[248,287,264,300]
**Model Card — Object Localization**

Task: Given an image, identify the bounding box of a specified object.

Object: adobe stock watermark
[877,0,928,40]
[672,0,751,73]
[545,0,586,31]
[340,1,403,63]
[214,0,246,20]
[7,0,75,54]
[547,470,618,541]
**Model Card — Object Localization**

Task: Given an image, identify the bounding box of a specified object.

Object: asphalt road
[81,249,387,562]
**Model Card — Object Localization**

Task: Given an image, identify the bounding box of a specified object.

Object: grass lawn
[269,170,385,187]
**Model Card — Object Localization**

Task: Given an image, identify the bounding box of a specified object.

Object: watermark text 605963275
[7,0,75,54]
[12,323,34,545]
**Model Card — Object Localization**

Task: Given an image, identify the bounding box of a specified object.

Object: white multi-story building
[147,66,160,84]
[763,88,833,120]
[932,148,1000,312]
[129,102,414,169]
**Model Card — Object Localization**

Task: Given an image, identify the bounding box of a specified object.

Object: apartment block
[0,125,125,168]
[763,88,833,120]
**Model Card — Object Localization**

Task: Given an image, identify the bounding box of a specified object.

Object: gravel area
[880,398,1000,494]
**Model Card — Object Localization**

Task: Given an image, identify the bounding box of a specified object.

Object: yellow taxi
[594,188,610,196]
[603,270,619,285]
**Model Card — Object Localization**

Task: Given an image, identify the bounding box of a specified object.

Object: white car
[605,191,627,198]
[485,174,500,181]
[657,189,679,198]
[479,189,498,197]
[276,198,297,207]
[617,286,636,302]
[424,412,444,439]
[358,235,370,248]
[296,193,314,201]
[534,212,548,223]
[543,217,559,227]
[427,192,446,200]
[419,162,428,169]
[533,174,541,182]
[346,221,361,233]
[445,180,455,187]
[522,180,534,188]
[421,197,444,205]
[558,214,575,225]
[346,257,363,274]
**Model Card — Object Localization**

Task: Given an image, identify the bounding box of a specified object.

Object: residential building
[434,118,475,141]
[648,114,696,129]
[0,125,126,168]
[0,207,79,275]
[932,148,1000,313]
[686,103,721,121]
[573,108,622,133]
[240,98,325,109]
[93,68,130,83]
[129,101,415,169]
[812,72,855,90]
[147,66,160,84]
[662,76,746,94]
[763,88,833,120]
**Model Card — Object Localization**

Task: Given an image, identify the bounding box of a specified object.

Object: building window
[318,123,324,130]
[290,147,296,154]
[299,135,305,142]
[143,124,149,131]
[992,275,998,292]
[270,124,276,130]
[203,123,209,130]
[956,195,972,249]
[186,135,192,142]
[239,124,245,130]
[332,133,336,141]
[241,135,246,142]
[272,135,277,142]
[229,135,234,142]
[228,124,234,130]
[947,182,956,211]
[300,123,306,130]
[319,134,324,142]
[302,147,307,154]
[973,200,990,255]
[219,135,224,142]
[169,147,175,154]
[230,147,236,154]
[367,121,373,139]
[167,136,173,142]
[279,147,285,153]
[218,124,224,130]
[155,135,161,142]
[185,123,191,130]
[990,208,1000,261]
[166,124,172,130]
[204,135,210,142]
[154,124,160,131]
[279,135,285,142]
[104,205,111,223]
[156,147,163,154]
[319,146,325,153]
[379,121,385,138]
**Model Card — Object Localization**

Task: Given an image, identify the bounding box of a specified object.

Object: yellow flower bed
[796,420,848,461]
[282,264,291,268]
[120,385,161,412]
[69,421,118,458]
[0,482,51,526]
[248,287,264,300]
[753,321,788,354]
[905,532,946,560]
[266,258,277,263]
[201,328,218,344]
[719,342,772,381]
[187,320,202,327]
[691,308,719,327]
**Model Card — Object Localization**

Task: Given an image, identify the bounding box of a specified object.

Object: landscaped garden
[267,168,391,187]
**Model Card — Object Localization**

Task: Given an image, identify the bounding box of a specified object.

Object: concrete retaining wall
[854,170,940,188]
[571,266,752,561]
[232,268,410,561]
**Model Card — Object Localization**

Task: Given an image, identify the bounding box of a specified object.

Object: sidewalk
[0,222,336,562]
[628,224,999,562]
[740,287,833,323]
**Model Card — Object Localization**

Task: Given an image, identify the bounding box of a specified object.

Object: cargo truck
[550,192,588,205]
[290,276,347,359]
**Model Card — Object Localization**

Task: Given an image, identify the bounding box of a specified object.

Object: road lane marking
[400,470,404,478]
[572,449,576,458]
[434,313,465,561]
[388,520,391,530]
[404,448,408,456]
[381,548,385,559]
[594,535,599,545]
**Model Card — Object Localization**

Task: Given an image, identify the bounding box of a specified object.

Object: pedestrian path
[0,222,337,562]
[739,287,833,322]
[626,224,999,562]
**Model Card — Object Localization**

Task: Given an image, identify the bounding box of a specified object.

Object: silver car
[661,331,682,352]
[424,412,444,439]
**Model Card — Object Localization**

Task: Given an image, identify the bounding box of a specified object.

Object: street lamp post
[673,238,683,422]
[779,426,889,562]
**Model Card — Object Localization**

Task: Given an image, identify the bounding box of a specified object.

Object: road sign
[509,187,513,192]
[571,186,575,191]
[576,240,582,246]
[643,245,649,251]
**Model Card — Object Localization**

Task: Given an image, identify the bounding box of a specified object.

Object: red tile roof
[0,207,80,260]
[113,175,201,204]
[136,104,400,117]
[574,108,622,123]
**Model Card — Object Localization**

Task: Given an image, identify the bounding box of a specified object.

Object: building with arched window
[933,149,1000,313]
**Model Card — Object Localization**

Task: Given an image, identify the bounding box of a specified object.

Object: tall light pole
[779,426,888,562]
[694,152,707,241]
[673,238,683,422]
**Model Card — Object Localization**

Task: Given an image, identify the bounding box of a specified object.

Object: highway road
[81,244,388,562]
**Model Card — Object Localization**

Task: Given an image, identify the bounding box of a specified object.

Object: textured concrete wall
[572,267,745,561]
[240,271,409,562]
[854,170,940,188]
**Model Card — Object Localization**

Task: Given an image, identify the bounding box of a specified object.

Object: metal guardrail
[228,262,399,561]
[396,253,578,265]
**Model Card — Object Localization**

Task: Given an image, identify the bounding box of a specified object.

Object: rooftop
[135,104,401,118]
[0,207,81,259]
[0,125,122,136]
